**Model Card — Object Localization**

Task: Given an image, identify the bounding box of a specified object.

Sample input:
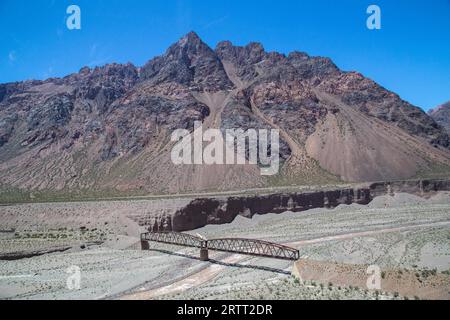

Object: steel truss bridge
[141,232,300,261]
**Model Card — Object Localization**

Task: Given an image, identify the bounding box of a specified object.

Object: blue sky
[0,0,449,111]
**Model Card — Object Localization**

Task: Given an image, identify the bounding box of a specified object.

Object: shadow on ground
[149,248,291,275]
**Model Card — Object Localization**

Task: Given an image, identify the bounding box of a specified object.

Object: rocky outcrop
[0,246,72,261]
[167,188,371,232]
[145,179,450,232]
[429,102,450,135]
[369,179,450,197]
[141,32,233,92]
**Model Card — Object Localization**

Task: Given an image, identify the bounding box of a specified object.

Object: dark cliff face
[169,188,371,232]
[143,179,450,233]
[0,32,449,193]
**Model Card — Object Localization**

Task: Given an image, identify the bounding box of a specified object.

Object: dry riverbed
[0,192,449,300]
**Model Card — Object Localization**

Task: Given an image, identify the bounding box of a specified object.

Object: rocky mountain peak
[177,31,203,46]
[430,101,450,114]
[140,32,233,91]
[167,31,213,58]
[287,51,310,61]
[215,40,266,65]
[429,101,450,134]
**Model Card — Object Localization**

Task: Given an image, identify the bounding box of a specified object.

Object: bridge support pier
[141,240,150,251]
[200,248,209,261]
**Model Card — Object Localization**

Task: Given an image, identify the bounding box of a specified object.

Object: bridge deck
[141,232,299,261]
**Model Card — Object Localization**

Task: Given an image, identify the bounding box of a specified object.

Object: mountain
[0,32,449,197]
[429,101,450,134]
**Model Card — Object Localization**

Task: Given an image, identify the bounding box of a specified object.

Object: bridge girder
[141,232,204,249]
[141,232,299,261]
[206,238,300,261]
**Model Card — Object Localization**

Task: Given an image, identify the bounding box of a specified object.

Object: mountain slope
[429,102,450,135]
[0,32,449,196]
[215,40,450,182]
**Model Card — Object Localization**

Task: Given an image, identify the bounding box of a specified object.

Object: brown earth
[293,259,449,300]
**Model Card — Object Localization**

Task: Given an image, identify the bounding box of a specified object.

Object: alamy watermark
[66,265,81,290]
[171,121,280,176]
[65,5,380,31]
[366,265,382,290]
[66,5,81,30]
[367,5,381,30]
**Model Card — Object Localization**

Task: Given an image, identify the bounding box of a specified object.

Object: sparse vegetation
[1,190,449,300]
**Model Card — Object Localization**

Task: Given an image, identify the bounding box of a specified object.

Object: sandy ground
[0,197,193,256]
[0,192,449,300]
